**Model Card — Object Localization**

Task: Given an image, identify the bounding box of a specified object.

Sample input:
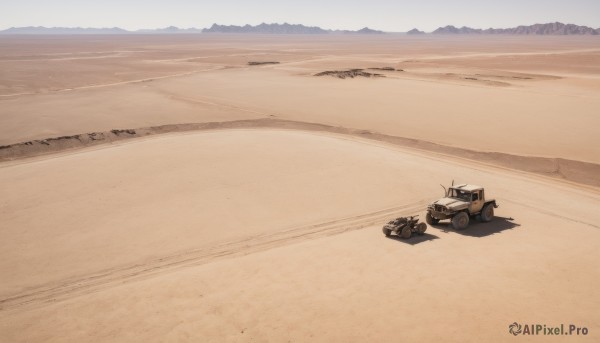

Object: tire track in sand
[0,199,429,311]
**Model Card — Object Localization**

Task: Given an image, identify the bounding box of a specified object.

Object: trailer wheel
[480,203,494,222]
[416,222,427,234]
[401,226,412,239]
[426,212,439,225]
[452,212,469,230]
[382,227,391,236]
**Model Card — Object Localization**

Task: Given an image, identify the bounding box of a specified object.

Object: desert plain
[0,34,599,342]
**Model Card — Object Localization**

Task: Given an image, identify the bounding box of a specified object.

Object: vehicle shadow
[429,216,520,237]
[385,233,440,245]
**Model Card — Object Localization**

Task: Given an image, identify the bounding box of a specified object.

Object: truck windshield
[449,189,471,201]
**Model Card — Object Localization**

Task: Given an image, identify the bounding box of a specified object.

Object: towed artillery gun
[382,215,427,239]
[426,183,498,230]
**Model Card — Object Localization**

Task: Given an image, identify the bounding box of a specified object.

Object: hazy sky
[1,0,599,31]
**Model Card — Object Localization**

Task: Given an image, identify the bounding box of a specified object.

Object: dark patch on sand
[314,69,384,79]
[248,61,280,66]
[111,129,136,135]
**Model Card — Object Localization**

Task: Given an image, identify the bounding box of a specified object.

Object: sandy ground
[1,129,599,342]
[1,35,599,163]
[1,35,599,341]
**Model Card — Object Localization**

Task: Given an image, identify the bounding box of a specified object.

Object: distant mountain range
[135,26,203,34]
[0,26,203,34]
[432,22,598,35]
[0,26,130,34]
[406,28,425,35]
[0,23,383,35]
[202,23,384,34]
[1,22,597,35]
[202,23,327,34]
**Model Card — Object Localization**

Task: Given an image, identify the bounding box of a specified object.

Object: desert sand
[1,34,599,342]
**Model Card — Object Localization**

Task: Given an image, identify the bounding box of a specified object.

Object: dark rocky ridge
[1,119,598,187]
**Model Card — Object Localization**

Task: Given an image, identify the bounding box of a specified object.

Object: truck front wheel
[452,212,469,230]
[426,212,439,225]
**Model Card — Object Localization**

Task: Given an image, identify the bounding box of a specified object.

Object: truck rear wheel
[481,203,494,222]
[452,212,469,230]
[426,212,439,225]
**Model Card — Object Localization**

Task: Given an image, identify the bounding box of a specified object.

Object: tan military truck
[426,183,498,230]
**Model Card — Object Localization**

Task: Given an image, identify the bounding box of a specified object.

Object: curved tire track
[0,199,428,311]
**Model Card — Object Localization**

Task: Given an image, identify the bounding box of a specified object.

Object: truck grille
[434,205,445,212]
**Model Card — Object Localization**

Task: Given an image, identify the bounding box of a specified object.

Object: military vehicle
[382,215,427,239]
[426,183,498,230]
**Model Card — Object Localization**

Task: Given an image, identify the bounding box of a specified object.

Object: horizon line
[1,21,598,33]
